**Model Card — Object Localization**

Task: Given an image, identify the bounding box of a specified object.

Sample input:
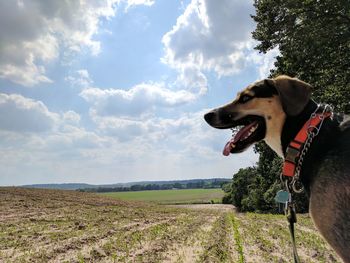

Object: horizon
[11,177,231,187]
[0,0,276,186]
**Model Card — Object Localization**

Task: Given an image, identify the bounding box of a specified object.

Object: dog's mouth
[222,115,266,155]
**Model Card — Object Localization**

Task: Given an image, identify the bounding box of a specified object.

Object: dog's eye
[239,94,253,103]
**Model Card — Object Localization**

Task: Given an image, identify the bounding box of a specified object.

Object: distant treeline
[78,179,230,193]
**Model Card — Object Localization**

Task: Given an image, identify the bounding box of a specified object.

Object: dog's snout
[204,108,238,129]
[204,110,216,125]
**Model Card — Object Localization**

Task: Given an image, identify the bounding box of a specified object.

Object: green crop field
[100,188,225,204]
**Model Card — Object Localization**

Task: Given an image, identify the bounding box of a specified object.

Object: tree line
[79,179,230,193]
[223,0,349,213]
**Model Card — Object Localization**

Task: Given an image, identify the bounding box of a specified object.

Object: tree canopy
[253,0,350,113]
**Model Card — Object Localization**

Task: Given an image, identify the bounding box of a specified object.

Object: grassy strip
[236,213,292,262]
[229,213,244,263]
[198,213,233,263]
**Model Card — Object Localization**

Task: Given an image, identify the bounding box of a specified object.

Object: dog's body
[204,76,350,262]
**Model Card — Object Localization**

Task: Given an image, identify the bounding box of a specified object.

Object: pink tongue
[223,121,258,156]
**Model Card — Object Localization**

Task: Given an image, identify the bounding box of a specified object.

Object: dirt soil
[170,204,235,211]
[0,187,342,263]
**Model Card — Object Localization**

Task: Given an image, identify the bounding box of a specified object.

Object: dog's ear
[266,76,312,116]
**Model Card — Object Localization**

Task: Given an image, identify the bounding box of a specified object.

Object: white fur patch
[261,97,286,157]
[265,131,284,157]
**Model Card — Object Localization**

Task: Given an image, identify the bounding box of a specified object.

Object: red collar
[282,111,332,177]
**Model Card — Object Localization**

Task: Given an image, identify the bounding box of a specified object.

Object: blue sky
[0,0,278,185]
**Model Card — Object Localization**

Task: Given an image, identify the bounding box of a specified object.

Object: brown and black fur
[204,75,350,262]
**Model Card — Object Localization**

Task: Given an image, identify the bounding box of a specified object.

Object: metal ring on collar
[292,179,304,193]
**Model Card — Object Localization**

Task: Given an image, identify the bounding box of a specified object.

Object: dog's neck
[280,100,341,194]
[280,100,318,154]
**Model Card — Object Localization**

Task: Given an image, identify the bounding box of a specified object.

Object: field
[100,189,224,204]
[0,187,341,263]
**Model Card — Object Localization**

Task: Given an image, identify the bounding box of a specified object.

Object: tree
[229,167,257,211]
[251,142,283,212]
[252,0,350,113]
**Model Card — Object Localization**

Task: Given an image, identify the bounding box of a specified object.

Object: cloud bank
[80,83,196,117]
[0,93,58,132]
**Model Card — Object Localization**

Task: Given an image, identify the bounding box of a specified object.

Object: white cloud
[42,127,107,152]
[175,66,208,95]
[0,33,58,86]
[0,92,85,135]
[80,83,197,117]
[87,109,258,180]
[0,0,154,87]
[88,106,242,158]
[63,110,81,125]
[89,112,204,143]
[125,0,155,9]
[91,114,148,141]
[162,0,255,90]
[0,93,59,132]
[0,95,258,185]
[65,69,94,89]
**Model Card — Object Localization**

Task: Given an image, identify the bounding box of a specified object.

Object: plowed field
[0,188,341,262]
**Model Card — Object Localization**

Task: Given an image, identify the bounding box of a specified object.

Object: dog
[204,75,350,262]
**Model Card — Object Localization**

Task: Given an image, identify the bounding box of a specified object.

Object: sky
[0,0,279,186]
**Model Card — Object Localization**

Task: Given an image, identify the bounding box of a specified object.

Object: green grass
[100,188,224,204]
[199,213,233,263]
[229,213,244,263]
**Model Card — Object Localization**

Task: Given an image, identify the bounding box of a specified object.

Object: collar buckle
[285,146,300,164]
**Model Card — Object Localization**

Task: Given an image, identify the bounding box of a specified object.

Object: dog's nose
[204,111,216,124]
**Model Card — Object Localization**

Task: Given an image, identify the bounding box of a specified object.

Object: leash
[276,180,300,262]
[286,200,299,263]
[277,104,333,263]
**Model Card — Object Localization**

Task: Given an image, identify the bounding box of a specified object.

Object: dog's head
[204,75,312,156]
